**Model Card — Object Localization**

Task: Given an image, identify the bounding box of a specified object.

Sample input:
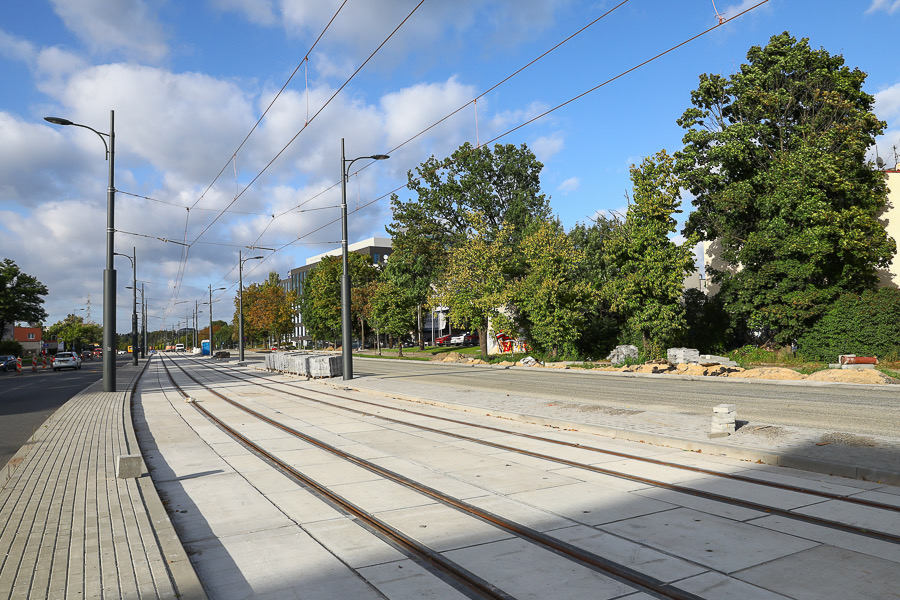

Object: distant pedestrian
[791,339,798,356]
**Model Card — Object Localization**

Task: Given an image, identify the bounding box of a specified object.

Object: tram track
[183,356,900,538]
[154,354,716,600]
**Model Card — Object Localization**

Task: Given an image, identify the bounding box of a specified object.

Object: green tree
[676,32,895,344]
[297,254,378,346]
[370,278,417,356]
[47,314,96,351]
[240,272,297,346]
[0,258,48,334]
[603,151,697,359]
[430,213,514,356]
[569,217,624,359]
[512,220,593,358]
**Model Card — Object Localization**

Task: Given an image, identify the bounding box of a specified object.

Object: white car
[53,352,82,371]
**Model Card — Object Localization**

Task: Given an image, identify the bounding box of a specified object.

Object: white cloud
[718,0,768,20]
[0,29,37,64]
[867,0,900,14]
[531,134,564,162]
[558,177,580,194]
[875,82,900,121]
[49,0,169,62]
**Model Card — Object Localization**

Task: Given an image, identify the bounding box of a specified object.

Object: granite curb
[127,359,209,600]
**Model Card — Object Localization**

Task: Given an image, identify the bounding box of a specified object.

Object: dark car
[81,350,93,360]
[0,355,17,372]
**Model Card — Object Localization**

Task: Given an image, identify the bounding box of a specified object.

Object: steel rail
[193,357,900,514]
[152,358,515,600]
[161,355,707,600]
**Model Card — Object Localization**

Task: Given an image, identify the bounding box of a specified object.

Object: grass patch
[878,367,900,380]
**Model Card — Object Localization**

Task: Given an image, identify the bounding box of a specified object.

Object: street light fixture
[115,248,138,366]
[239,252,264,361]
[45,111,116,391]
[341,138,389,380]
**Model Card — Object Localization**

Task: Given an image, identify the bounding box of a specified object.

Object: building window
[28,333,35,340]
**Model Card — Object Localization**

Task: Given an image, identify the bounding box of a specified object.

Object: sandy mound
[728,367,806,381]
[497,360,516,367]
[440,351,465,363]
[805,368,897,385]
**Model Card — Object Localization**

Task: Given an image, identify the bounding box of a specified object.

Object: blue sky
[2,0,900,333]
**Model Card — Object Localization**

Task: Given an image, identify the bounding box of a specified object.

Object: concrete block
[667,347,700,364]
[308,355,342,378]
[842,364,875,370]
[116,455,144,479]
[607,345,638,364]
[699,354,738,367]
[713,403,736,414]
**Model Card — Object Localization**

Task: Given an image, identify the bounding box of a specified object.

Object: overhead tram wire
[187,0,350,214]
[185,0,429,250]
[348,0,772,218]
[173,1,771,312]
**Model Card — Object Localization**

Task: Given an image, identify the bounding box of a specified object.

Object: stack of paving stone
[710,403,737,438]
[265,352,342,377]
[698,354,739,367]
[667,347,700,364]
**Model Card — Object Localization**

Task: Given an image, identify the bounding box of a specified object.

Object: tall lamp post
[207,285,226,355]
[340,138,389,380]
[115,248,138,366]
[239,251,264,361]
[127,284,146,357]
[45,111,116,391]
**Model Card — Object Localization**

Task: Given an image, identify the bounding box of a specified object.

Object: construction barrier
[31,357,37,372]
[42,357,48,369]
[16,358,22,374]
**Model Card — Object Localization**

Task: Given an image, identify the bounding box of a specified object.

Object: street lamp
[207,285,226,355]
[115,248,138,366]
[341,138,389,380]
[126,284,146,357]
[239,251,264,361]
[46,111,116,391]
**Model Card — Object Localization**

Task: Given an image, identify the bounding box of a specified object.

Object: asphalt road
[350,357,900,437]
[0,357,112,468]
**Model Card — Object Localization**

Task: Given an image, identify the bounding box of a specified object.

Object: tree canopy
[676,32,894,343]
[234,272,296,345]
[603,151,697,358]
[0,259,48,334]
[297,254,379,344]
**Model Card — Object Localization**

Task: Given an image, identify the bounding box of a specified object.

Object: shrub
[799,288,900,362]
[0,341,24,356]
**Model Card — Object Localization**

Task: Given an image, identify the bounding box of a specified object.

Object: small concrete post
[116,455,144,479]
[710,403,736,438]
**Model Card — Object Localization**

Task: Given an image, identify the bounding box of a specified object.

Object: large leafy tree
[511,220,594,358]
[47,314,98,351]
[370,278,417,356]
[0,258,48,334]
[235,272,297,346]
[430,213,514,356]
[676,32,895,343]
[297,254,378,345]
[603,151,697,359]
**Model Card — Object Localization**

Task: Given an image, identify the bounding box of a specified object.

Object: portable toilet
[201,339,211,356]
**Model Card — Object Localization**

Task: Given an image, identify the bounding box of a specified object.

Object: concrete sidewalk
[0,360,205,600]
[318,357,900,487]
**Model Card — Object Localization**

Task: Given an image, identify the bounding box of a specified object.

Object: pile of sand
[805,368,897,385]
[726,367,807,380]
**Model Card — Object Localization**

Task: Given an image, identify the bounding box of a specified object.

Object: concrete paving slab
[451,463,583,495]
[376,503,513,552]
[355,557,473,600]
[630,486,766,521]
[160,471,292,542]
[369,456,496,500]
[735,544,900,600]
[286,457,383,487]
[549,524,708,583]
[793,498,900,536]
[188,525,384,600]
[464,494,577,531]
[748,514,900,563]
[263,488,348,525]
[674,571,792,599]
[329,479,437,513]
[444,537,635,600]
[509,482,675,526]
[731,466,885,495]
[237,467,304,495]
[301,516,408,568]
[600,507,819,573]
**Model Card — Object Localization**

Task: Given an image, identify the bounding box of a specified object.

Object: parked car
[81,350,93,360]
[53,352,82,371]
[450,332,479,346]
[0,355,17,372]
[435,334,454,346]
